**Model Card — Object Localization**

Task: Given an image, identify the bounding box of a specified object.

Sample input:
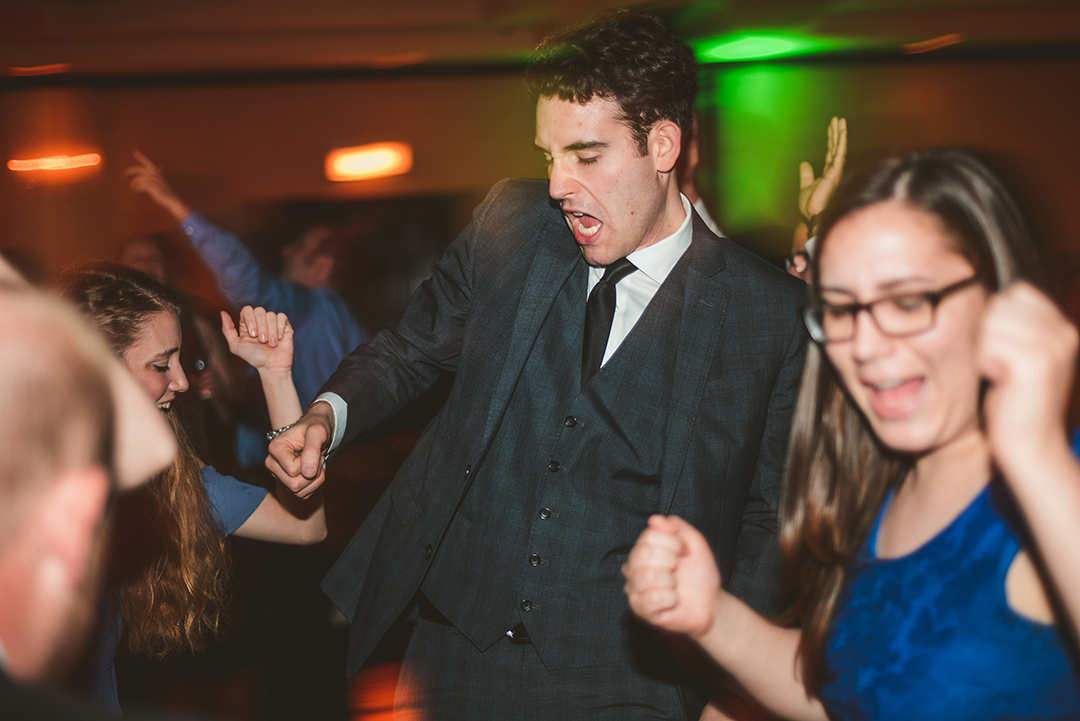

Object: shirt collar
[623,194,694,285]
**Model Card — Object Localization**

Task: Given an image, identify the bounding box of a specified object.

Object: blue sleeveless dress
[821,479,1080,720]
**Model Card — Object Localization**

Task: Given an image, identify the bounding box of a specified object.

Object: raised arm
[624,515,827,721]
[979,281,1080,635]
[222,306,326,544]
[126,151,191,222]
[791,117,847,280]
[798,116,847,226]
[128,152,295,310]
[221,306,303,427]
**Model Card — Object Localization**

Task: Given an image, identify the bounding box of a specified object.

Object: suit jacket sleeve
[725,303,807,618]
[319,181,518,446]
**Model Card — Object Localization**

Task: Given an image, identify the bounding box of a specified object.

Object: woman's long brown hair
[779,150,1047,694]
[64,265,230,658]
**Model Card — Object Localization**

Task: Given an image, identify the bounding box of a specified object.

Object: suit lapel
[477,212,582,451]
[659,217,730,513]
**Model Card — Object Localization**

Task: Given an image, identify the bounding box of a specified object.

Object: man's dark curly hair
[525,9,697,155]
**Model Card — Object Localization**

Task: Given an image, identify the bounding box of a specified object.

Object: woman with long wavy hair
[63,266,326,712]
[624,150,1080,719]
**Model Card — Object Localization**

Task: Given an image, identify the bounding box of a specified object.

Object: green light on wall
[693,32,845,62]
[699,63,834,237]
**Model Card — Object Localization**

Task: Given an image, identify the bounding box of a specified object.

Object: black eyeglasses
[804,276,982,344]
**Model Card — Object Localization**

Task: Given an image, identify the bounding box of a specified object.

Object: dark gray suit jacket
[321,178,808,676]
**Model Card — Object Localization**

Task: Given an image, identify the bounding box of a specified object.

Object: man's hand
[126,151,192,222]
[266,402,333,498]
[798,116,847,223]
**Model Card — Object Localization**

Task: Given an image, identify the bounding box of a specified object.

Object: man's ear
[649,120,683,174]
[39,466,111,589]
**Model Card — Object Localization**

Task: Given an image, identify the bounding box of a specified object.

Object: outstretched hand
[623,514,722,638]
[126,151,191,221]
[221,306,294,373]
[798,116,847,223]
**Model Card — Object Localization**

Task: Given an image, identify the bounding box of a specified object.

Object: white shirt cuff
[312,393,347,452]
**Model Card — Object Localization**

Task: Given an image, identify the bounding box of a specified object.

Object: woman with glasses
[624,150,1080,719]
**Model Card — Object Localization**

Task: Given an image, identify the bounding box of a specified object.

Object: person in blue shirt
[625,150,1080,720]
[127,152,369,467]
[64,266,326,713]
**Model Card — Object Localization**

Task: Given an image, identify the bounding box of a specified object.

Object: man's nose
[547,160,578,200]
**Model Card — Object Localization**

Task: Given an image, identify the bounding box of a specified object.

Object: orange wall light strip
[326,143,412,182]
[8,63,73,77]
[8,153,102,172]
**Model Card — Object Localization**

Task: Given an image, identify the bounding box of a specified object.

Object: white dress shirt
[587,194,693,365]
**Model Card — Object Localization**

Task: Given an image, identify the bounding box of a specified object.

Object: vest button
[520,599,532,612]
[529,554,541,567]
[548,460,560,472]
[424,544,433,559]
[539,507,551,520]
[564,415,577,427]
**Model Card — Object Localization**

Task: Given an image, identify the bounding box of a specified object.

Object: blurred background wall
[3,0,1079,289]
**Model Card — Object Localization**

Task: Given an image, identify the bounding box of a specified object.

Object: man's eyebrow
[564,141,607,152]
[535,141,609,153]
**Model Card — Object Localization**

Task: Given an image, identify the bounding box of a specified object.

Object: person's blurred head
[806,149,1047,456]
[0,287,115,682]
[282,225,337,289]
[526,11,696,266]
[782,149,1048,694]
[117,236,168,283]
[62,266,189,408]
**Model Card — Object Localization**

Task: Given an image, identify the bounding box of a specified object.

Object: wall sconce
[903,33,964,54]
[7,153,102,172]
[325,142,412,182]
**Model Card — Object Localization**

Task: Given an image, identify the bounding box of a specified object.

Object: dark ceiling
[2,0,1079,79]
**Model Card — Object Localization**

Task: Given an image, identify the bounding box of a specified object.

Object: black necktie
[582,257,638,385]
